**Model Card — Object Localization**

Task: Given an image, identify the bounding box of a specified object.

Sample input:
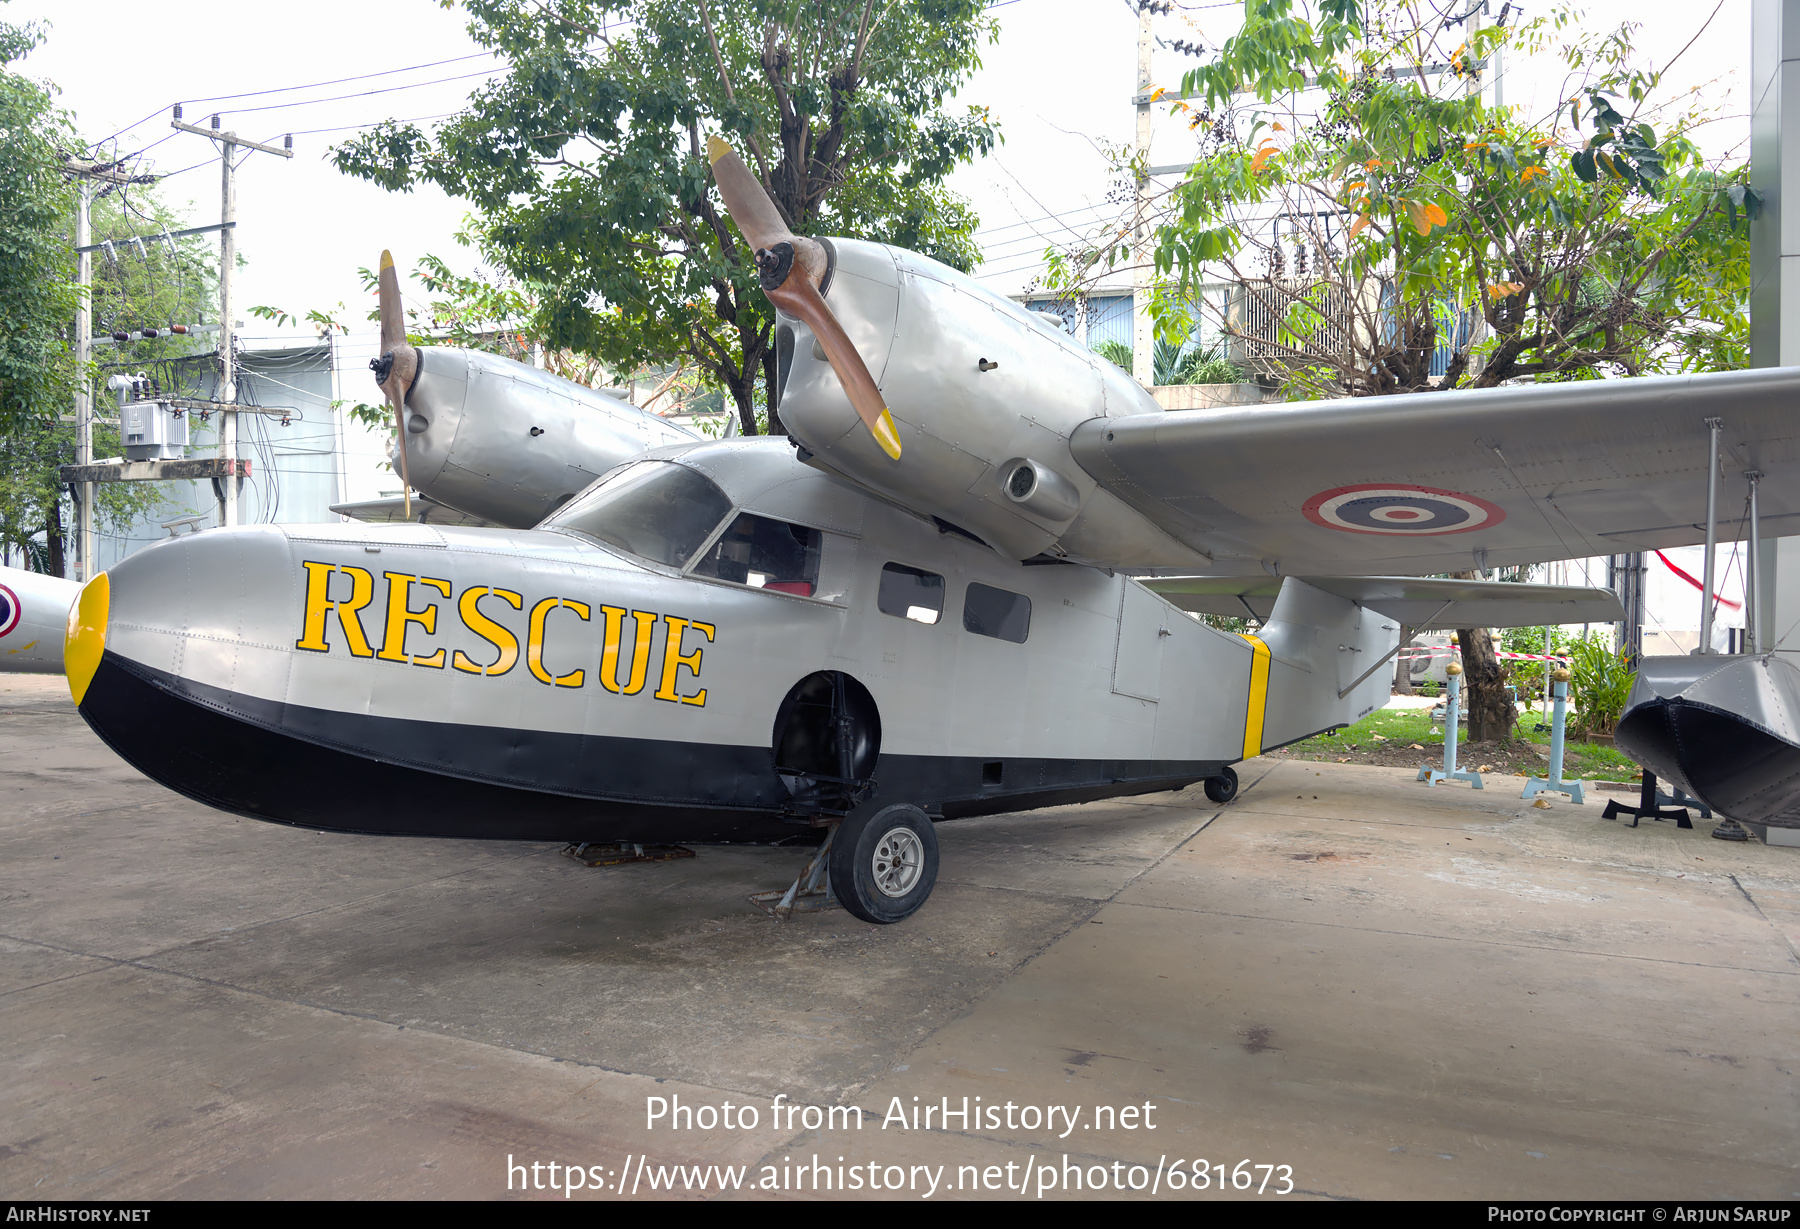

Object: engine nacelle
[397,348,698,529]
[775,240,1208,568]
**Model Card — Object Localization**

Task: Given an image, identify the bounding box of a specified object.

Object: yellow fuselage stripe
[1239,633,1271,760]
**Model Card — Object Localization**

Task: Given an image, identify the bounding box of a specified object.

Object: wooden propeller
[373,250,417,519]
[707,136,901,460]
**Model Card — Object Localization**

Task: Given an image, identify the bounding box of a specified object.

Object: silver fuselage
[76,439,1392,841]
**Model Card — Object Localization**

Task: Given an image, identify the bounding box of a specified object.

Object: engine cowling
[396,348,699,529]
[775,240,1208,569]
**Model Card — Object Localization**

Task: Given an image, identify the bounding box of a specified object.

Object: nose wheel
[830,803,939,924]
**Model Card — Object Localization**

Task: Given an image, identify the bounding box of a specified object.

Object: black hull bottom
[79,652,1218,842]
[1614,697,1800,828]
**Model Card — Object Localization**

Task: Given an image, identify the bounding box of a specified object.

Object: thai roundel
[1302,483,1506,536]
[0,584,18,638]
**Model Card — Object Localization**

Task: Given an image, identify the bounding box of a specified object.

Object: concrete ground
[2,672,1797,1202]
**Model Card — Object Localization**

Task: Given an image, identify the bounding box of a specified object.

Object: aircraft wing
[330,497,495,528]
[1143,575,1626,627]
[1069,367,1800,576]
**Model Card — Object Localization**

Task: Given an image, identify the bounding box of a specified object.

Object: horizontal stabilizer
[1144,574,1625,628]
[330,496,494,528]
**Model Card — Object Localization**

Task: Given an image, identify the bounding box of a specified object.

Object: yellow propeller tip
[873,408,903,460]
[706,134,734,166]
[379,249,395,271]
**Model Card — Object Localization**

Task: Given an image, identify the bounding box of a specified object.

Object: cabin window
[878,563,945,625]
[544,461,731,569]
[690,513,822,597]
[963,583,1031,643]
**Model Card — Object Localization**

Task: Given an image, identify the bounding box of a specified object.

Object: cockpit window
[689,513,822,597]
[543,461,732,569]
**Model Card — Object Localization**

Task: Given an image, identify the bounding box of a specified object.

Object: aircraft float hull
[1613,654,1800,829]
[76,648,1212,841]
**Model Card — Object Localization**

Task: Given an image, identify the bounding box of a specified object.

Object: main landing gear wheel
[1204,766,1239,804]
[830,802,939,924]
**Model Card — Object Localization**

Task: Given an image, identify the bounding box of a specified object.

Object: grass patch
[1299,707,1441,748]
[1275,703,1641,782]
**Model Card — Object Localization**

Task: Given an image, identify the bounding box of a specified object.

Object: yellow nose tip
[65,572,108,706]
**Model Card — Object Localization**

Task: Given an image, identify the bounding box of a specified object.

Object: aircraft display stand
[1602,771,1692,830]
[1522,670,1583,804]
[1419,664,1483,789]
[1663,787,1712,819]
[749,822,842,920]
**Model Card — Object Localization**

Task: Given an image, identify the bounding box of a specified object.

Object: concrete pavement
[2,674,1795,1200]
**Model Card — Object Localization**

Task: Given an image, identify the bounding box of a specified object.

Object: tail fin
[1147,574,1625,757]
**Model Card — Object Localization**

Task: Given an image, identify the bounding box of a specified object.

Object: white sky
[14,0,1752,352]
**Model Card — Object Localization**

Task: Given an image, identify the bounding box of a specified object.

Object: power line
[276,110,463,140]
[181,53,499,109]
[975,200,1113,238]
[202,68,505,120]
[88,52,503,149]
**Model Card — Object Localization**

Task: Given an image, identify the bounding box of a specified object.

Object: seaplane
[25,138,1800,921]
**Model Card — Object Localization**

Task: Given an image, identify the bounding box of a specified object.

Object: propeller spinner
[370,250,416,519]
[706,136,902,461]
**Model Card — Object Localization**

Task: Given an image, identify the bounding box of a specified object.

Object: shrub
[1568,634,1636,736]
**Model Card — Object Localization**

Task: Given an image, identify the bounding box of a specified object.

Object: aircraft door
[1112,582,1165,702]
[771,670,882,817]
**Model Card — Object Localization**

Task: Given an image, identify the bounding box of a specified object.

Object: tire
[1203,766,1239,804]
[829,802,939,924]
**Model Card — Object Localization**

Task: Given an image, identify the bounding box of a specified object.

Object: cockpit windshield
[542,461,732,569]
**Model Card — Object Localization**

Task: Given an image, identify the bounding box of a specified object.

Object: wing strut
[1336,599,1451,699]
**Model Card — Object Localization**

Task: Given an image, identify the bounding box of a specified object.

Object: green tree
[0,14,216,573]
[1049,1,1756,401]
[1045,0,1756,743]
[333,0,998,437]
[0,15,76,434]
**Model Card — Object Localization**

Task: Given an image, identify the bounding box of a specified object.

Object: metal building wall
[90,341,341,572]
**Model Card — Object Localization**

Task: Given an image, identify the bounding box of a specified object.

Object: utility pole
[1131,2,1156,390]
[170,111,293,527]
[61,158,145,582]
[1608,552,1647,663]
[74,180,91,582]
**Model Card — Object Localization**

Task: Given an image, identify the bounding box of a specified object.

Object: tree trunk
[762,346,785,437]
[46,498,65,580]
[1458,626,1516,743]
[1392,623,1414,694]
[729,376,759,438]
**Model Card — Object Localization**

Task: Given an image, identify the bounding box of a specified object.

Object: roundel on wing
[0,584,18,638]
[1302,483,1505,536]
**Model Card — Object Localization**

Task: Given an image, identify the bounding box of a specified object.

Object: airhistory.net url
[506,1153,1296,1198]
